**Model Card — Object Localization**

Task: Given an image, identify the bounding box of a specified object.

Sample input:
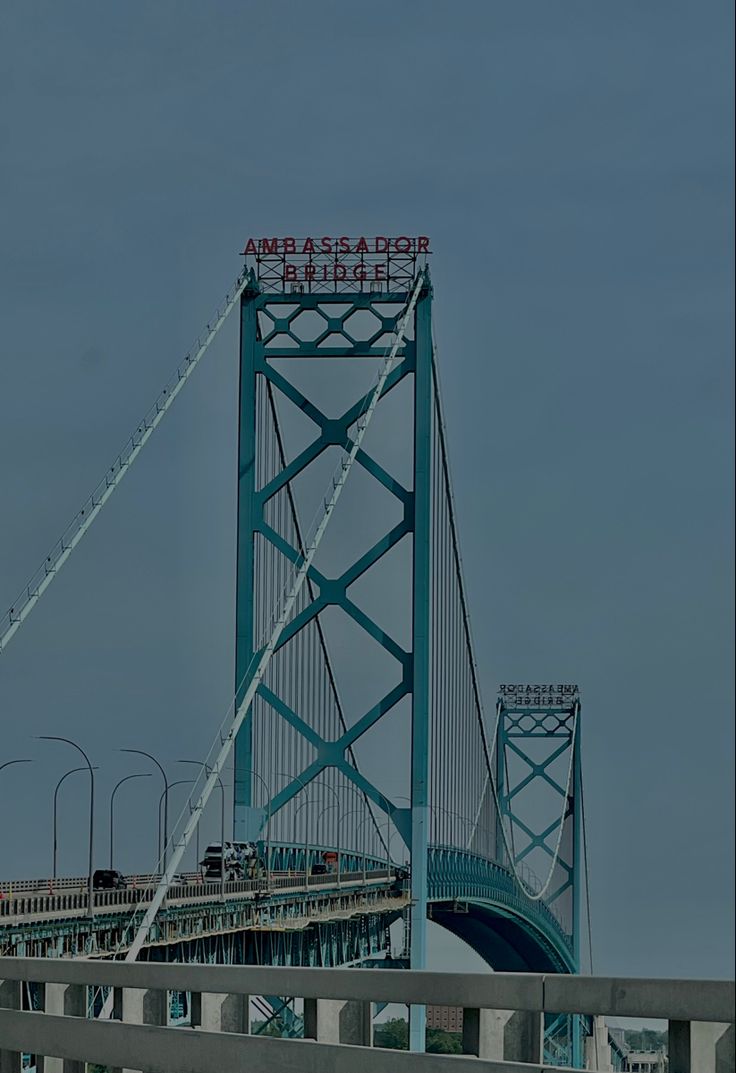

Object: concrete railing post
[716,1023,735,1072]
[503,1008,543,1064]
[112,987,168,1073]
[0,979,22,1073]
[583,1014,612,1071]
[304,998,372,1045]
[190,991,249,1033]
[669,1019,735,1073]
[39,983,86,1073]
[462,1007,507,1059]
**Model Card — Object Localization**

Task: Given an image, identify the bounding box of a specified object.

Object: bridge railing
[0,874,168,895]
[427,846,573,962]
[0,853,389,895]
[0,869,398,920]
[0,961,732,1072]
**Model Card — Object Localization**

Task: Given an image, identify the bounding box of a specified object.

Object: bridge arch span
[427,846,576,974]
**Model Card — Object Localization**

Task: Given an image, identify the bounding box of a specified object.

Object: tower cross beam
[254,357,413,506]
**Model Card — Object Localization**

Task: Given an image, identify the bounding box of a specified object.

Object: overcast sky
[0,1,733,981]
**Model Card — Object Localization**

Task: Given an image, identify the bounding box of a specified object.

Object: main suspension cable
[431,340,577,903]
[0,268,251,655]
[580,767,600,1066]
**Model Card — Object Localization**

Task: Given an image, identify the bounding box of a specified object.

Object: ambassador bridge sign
[241,235,431,293]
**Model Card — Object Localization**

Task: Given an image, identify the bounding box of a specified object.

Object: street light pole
[314,777,340,884]
[275,770,310,875]
[157,780,193,868]
[240,767,272,887]
[356,814,374,884]
[0,760,32,775]
[379,814,394,877]
[121,749,169,870]
[316,802,339,884]
[177,761,226,900]
[109,773,151,870]
[339,807,369,882]
[38,737,95,917]
[294,798,326,887]
[340,781,389,864]
[52,765,98,881]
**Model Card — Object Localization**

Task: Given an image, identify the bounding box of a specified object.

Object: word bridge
[242,234,432,291]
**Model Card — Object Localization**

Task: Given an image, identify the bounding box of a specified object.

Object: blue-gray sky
[0,1,733,980]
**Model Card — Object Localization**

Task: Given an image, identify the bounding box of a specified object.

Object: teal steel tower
[232,239,434,1042]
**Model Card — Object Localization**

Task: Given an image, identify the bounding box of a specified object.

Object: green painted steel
[234,273,260,820]
[409,271,433,1051]
[494,696,581,968]
[232,280,425,839]
[0,872,404,959]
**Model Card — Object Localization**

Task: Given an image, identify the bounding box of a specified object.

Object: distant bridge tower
[495,684,583,968]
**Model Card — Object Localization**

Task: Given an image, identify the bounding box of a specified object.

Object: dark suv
[93,869,127,890]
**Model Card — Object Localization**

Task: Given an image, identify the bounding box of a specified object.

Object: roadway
[0,868,402,925]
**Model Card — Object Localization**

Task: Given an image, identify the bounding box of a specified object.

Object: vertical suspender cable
[266,345,389,858]
[431,345,578,902]
[99,273,425,983]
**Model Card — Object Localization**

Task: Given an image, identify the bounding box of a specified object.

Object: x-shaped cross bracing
[251,339,416,844]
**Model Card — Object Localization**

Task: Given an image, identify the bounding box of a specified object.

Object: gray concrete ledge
[543,974,735,1024]
[1,959,733,1022]
[0,1010,575,1073]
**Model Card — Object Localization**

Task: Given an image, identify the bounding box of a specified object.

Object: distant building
[426,1005,463,1032]
[624,1050,667,1072]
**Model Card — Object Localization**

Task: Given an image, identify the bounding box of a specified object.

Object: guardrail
[0,860,387,894]
[0,875,168,894]
[0,869,397,920]
[0,962,732,1072]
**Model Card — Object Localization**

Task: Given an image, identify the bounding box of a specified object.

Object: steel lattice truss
[495,697,581,946]
[235,286,424,859]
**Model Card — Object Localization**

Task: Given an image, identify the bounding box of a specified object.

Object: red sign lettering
[240,237,432,292]
[242,236,432,256]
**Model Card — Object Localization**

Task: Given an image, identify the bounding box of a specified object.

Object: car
[93,869,127,890]
[310,862,328,876]
[199,841,263,880]
[392,866,409,891]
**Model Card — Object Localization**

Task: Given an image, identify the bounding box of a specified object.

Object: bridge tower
[495,683,582,969]
[232,237,433,1042]
[495,684,583,1064]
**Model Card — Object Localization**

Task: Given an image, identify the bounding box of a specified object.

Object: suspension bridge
[0,237,593,1066]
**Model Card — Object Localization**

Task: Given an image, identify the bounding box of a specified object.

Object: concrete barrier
[0,960,733,1072]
